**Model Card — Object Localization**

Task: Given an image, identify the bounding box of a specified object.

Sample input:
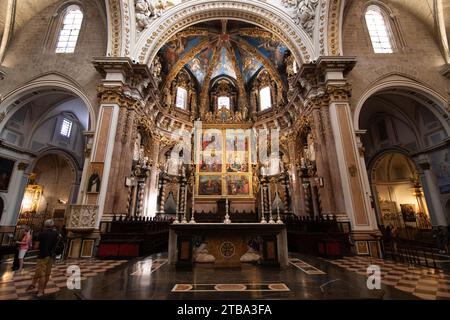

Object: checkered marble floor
[327,256,450,300]
[0,259,128,300]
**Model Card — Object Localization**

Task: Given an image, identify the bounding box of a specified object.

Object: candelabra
[190,183,196,224]
[260,184,267,224]
[224,198,231,224]
[268,182,275,224]
[181,177,188,224]
[275,181,283,224]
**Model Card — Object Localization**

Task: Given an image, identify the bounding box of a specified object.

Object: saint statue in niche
[87,173,101,193]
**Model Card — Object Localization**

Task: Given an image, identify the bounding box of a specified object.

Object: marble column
[86,103,120,227]
[145,138,161,217]
[417,161,448,226]
[287,139,305,215]
[311,107,336,215]
[0,161,31,227]
[159,175,167,213]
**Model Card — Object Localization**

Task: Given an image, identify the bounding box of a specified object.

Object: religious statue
[240,239,261,263]
[135,0,175,32]
[87,173,101,193]
[193,242,216,263]
[163,87,172,108]
[281,0,319,36]
[151,55,162,85]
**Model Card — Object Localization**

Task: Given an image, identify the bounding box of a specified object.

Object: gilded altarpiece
[196,126,253,199]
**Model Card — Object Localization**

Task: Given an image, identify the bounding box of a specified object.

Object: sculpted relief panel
[135,0,176,32]
[281,0,319,36]
[134,0,320,37]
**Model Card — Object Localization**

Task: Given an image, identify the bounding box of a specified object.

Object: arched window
[176,87,188,109]
[365,5,393,53]
[260,86,272,111]
[55,5,83,53]
[218,96,230,109]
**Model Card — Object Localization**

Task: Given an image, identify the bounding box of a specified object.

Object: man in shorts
[26,219,59,297]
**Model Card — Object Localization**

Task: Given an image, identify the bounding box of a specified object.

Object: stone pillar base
[350,230,383,258]
[66,230,101,259]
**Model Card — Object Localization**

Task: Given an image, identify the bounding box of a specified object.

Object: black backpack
[53,234,65,256]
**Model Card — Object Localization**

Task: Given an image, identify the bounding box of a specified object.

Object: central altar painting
[196,128,253,198]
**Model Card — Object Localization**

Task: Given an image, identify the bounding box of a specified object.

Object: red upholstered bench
[98,240,141,259]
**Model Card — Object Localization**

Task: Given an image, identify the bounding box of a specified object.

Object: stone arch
[0,73,96,132]
[367,147,420,183]
[27,148,82,189]
[106,0,124,57]
[354,75,450,132]
[132,0,316,66]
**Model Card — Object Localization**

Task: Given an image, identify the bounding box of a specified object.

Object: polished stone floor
[31,253,420,300]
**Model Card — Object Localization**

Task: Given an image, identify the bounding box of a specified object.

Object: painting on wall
[21,185,43,213]
[236,48,263,83]
[226,175,250,196]
[226,153,249,173]
[201,131,223,151]
[0,157,15,192]
[241,36,287,68]
[212,48,237,80]
[400,204,416,222]
[226,130,249,152]
[199,154,222,173]
[198,176,222,196]
[186,48,212,85]
[429,149,450,194]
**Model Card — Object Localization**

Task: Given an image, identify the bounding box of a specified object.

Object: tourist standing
[26,219,59,297]
[16,226,32,273]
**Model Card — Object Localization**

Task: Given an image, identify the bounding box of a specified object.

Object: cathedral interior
[0,0,450,301]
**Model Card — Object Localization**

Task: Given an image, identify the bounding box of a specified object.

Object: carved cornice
[97,85,142,109]
[316,56,357,75]
[0,140,36,157]
[94,57,158,112]
[326,83,352,102]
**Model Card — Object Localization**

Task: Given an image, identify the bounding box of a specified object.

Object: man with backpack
[26,219,60,297]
